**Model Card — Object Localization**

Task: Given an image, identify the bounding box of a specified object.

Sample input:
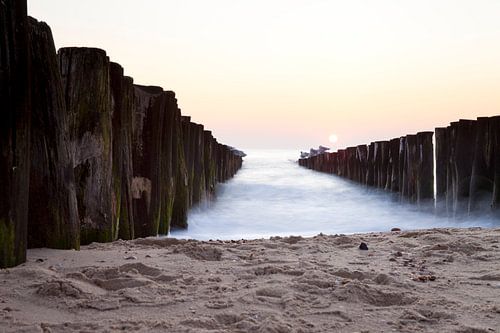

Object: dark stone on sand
[359,242,369,251]
[391,228,401,232]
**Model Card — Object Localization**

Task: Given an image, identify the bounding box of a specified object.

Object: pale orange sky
[29,0,500,149]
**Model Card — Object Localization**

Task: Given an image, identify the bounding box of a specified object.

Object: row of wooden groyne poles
[0,1,243,268]
[299,117,500,217]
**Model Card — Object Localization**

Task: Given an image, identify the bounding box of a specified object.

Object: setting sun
[329,134,338,144]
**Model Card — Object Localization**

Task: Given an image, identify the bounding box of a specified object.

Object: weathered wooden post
[214,143,221,180]
[204,131,217,199]
[403,135,418,202]
[329,152,336,174]
[468,117,494,212]
[131,85,177,236]
[366,143,375,186]
[398,137,407,198]
[373,141,385,189]
[373,142,380,187]
[492,116,500,212]
[387,138,400,192]
[316,153,323,172]
[450,120,476,215]
[377,141,389,189]
[59,47,115,244]
[337,149,346,177]
[331,152,338,174]
[0,0,32,268]
[322,153,330,173]
[445,124,456,215]
[416,131,434,204]
[322,152,329,173]
[27,18,79,249]
[356,145,368,185]
[346,147,356,181]
[181,116,193,206]
[157,91,176,235]
[219,145,227,180]
[434,127,448,213]
[110,63,135,240]
[171,106,189,229]
[309,154,315,171]
[192,123,206,204]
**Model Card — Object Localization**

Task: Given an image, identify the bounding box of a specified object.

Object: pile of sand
[1,227,499,332]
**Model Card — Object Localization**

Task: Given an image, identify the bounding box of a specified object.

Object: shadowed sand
[1,228,499,332]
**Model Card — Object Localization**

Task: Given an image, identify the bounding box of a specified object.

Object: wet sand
[1,227,499,332]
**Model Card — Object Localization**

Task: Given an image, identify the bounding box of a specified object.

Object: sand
[1,227,499,332]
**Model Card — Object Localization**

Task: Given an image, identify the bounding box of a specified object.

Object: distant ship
[229,147,247,157]
[301,145,330,158]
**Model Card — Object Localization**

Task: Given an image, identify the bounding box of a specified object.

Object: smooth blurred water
[170,149,499,240]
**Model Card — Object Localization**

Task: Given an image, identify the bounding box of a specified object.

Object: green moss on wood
[174,135,190,228]
[45,205,79,250]
[118,199,133,240]
[159,193,174,235]
[172,167,189,229]
[112,176,121,240]
[80,226,112,246]
[0,219,16,268]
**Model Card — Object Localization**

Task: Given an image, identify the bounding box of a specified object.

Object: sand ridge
[1,227,499,332]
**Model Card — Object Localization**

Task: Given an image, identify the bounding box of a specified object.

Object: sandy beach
[1,227,499,332]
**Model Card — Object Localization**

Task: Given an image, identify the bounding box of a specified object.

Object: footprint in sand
[36,280,86,298]
[175,244,223,261]
[255,287,289,299]
[334,282,416,307]
[64,263,181,292]
[205,299,234,309]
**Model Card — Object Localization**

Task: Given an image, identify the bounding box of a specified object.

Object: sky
[28,0,500,150]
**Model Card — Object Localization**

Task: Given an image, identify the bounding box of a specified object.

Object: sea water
[170,149,499,240]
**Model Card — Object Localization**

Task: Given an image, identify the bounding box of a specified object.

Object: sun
[328,134,338,144]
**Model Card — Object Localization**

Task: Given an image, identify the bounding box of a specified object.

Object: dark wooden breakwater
[0,1,243,268]
[299,117,500,218]
[435,117,500,216]
[299,132,434,204]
